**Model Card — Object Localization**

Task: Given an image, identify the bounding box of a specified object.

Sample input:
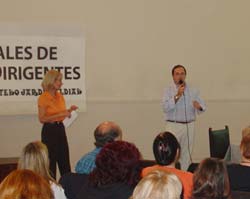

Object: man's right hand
[177,84,185,96]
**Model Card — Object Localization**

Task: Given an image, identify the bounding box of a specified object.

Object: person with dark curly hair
[60,140,142,199]
[142,131,192,199]
[191,158,231,199]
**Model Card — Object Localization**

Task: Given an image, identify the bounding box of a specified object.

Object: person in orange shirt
[38,69,78,179]
[142,132,193,199]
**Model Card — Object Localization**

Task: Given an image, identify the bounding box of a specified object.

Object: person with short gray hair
[75,121,122,174]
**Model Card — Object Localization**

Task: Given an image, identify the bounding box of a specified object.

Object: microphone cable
[183,92,193,165]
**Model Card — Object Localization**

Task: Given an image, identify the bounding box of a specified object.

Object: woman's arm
[38,106,70,123]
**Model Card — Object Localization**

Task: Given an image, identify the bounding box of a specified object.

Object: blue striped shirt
[162,83,205,122]
[75,147,102,174]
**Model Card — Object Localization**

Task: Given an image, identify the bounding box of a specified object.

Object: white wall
[0,0,250,173]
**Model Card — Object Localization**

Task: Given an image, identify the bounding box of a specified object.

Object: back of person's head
[240,134,250,159]
[192,158,231,199]
[153,131,180,165]
[94,121,122,147]
[90,140,141,186]
[130,169,183,199]
[18,141,53,182]
[0,169,54,199]
[242,126,250,137]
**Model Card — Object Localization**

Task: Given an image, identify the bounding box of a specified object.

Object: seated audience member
[0,169,54,199]
[18,141,67,199]
[75,121,122,174]
[242,126,250,137]
[227,135,250,192]
[192,158,231,199]
[130,169,183,199]
[60,140,142,199]
[142,131,193,199]
[226,126,250,164]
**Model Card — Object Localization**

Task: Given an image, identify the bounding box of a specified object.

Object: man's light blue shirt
[162,83,206,122]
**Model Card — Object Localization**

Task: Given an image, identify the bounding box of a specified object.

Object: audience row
[0,122,250,199]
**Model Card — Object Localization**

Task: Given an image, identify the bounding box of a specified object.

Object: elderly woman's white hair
[130,169,182,199]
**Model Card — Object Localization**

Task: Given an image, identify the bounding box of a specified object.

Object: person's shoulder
[77,152,93,163]
[165,82,176,89]
[56,91,63,97]
[50,181,67,199]
[180,169,193,175]
[172,168,193,179]
[50,181,64,192]
[82,148,100,159]
[183,170,193,178]
[38,91,47,99]
[141,165,162,177]
[186,85,199,92]
[228,163,250,171]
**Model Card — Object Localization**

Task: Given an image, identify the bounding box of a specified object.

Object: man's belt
[167,120,194,124]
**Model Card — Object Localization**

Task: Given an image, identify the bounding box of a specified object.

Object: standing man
[162,65,206,170]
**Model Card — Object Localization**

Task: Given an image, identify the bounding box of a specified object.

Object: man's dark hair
[171,65,187,76]
[94,122,122,147]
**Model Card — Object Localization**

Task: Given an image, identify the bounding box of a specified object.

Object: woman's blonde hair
[42,69,62,91]
[130,169,182,199]
[242,126,250,138]
[0,169,54,199]
[18,141,54,183]
[240,134,250,159]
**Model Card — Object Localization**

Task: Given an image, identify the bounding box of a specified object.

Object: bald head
[94,121,122,147]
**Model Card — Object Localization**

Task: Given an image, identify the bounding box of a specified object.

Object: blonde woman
[130,169,183,199]
[0,169,54,199]
[18,141,67,199]
[38,69,77,178]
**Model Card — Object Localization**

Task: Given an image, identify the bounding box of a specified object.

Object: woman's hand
[69,105,78,112]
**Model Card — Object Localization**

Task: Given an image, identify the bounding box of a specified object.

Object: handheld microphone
[179,80,185,96]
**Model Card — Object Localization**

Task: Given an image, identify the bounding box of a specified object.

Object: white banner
[0,33,86,115]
